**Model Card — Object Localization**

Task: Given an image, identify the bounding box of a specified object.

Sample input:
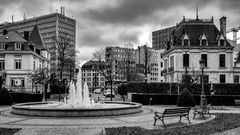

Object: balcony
[168,67,174,73]
[161,69,167,75]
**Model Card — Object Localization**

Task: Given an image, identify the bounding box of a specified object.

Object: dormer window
[0,43,5,50]
[182,34,189,46]
[200,34,208,46]
[220,39,225,46]
[218,35,225,46]
[15,42,22,50]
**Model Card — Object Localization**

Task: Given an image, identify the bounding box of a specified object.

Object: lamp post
[199,59,207,108]
[144,75,147,93]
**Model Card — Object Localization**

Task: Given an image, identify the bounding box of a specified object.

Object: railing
[161,69,167,75]
[168,67,174,73]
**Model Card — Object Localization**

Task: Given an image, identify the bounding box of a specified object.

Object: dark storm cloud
[82,0,214,25]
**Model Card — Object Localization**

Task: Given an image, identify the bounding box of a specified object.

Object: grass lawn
[105,113,240,135]
[0,128,21,135]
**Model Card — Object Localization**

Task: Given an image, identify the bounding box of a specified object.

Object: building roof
[82,60,105,69]
[172,18,231,46]
[30,25,47,50]
[0,32,27,43]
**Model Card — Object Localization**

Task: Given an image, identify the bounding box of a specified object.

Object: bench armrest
[154,111,163,117]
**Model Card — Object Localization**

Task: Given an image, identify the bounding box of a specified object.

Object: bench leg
[186,115,191,124]
[153,118,157,126]
[179,116,182,123]
[193,113,196,119]
[160,118,165,127]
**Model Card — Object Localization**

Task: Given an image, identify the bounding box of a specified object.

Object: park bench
[193,104,211,119]
[153,107,191,126]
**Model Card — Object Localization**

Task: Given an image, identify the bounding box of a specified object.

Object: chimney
[24,31,30,41]
[220,16,226,37]
[3,29,8,35]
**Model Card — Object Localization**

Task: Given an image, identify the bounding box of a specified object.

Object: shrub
[177,88,195,107]
[0,88,13,105]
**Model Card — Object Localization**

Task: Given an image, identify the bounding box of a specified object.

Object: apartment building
[0,12,76,80]
[0,25,50,92]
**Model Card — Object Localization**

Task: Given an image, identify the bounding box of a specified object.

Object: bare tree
[92,48,105,61]
[52,32,75,101]
[28,68,55,101]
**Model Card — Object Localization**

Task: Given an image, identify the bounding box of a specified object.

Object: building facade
[0,25,50,92]
[161,16,240,84]
[152,26,176,50]
[135,45,164,82]
[0,12,76,80]
[81,60,106,92]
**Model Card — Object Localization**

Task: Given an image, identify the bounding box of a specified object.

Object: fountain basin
[11,101,142,117]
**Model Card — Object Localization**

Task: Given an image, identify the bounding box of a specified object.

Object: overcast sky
[0,0,240,64]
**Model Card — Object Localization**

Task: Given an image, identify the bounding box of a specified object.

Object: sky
[0,0,240,64]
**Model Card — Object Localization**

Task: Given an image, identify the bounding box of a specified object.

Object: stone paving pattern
[0,105,240,135]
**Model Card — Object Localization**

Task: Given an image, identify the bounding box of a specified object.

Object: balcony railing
[168,67,174,73]
[161,69,167,75]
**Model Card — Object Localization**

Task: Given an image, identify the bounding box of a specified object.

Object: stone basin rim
[12,101,142,111]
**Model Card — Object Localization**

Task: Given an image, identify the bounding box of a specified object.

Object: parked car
[93,89,101,94]
[104,89,115,98]
[105,91,115,98]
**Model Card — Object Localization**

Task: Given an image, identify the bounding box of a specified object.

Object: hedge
[125,83,240,95]
[132,94,240,106]
[9,92,42,103]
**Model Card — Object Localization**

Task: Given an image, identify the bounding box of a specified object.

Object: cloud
[1,0,240,63]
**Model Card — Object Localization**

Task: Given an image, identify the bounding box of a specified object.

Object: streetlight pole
[144,75,147,94]
[199,59,207,108]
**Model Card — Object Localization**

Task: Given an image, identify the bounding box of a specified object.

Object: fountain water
[11,67,142,117]
[67,68,91,107]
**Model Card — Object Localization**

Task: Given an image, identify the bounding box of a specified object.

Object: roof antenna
[196,0,199,20]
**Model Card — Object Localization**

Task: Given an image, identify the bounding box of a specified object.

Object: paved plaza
[0,105,210,135]
[0,105,240,135]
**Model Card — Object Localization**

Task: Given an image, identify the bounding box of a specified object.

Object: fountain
[11,68,142,117]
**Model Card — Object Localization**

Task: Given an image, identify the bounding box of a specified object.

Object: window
[219,54,225,67]
[10,78,25,87]
[183,54,189,67]
[0,60,5,71]
[15,42,22,50]
[234,76,239,83]
[170,56,174,68]
[161,62,163,68]
[39,60,42,69]
[202,39,207,46]
[33,57,36,71]
[220,39,224,46]
[201,54,208,67]
[15,57,22,69]
[184,39,188,46]
[0,43,5,50]
[220,74,226,83]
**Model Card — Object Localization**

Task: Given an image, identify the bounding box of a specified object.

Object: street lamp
[199,59,207,108]
[144,75,147,93]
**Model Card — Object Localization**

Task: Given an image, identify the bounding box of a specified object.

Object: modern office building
[135,45,164,83]
[0,12,76,80]
[152,26,176,50]
[161,16,240,83]
[105,46,137,90]
[0,25,50,92]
